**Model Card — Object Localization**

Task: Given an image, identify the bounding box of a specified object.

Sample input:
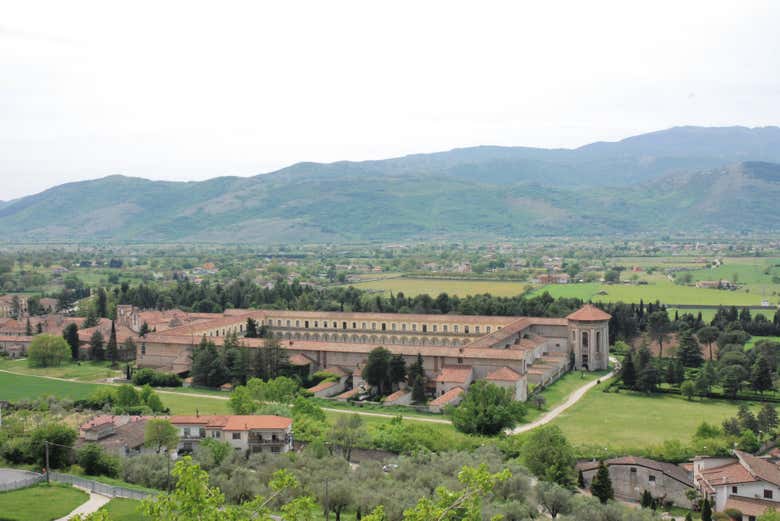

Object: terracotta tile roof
[735,450,780,486]
[724,496,778,517]
[169,415,229,427]
[699,462,756,486]
[384,389,410,402]
[486,366,522,381]
[567,304,611,322]
[262,310,514,325]
[288,353,314,366]
[434,365,473,384]
[0,335,33,342]
[308,380,339,393]
[335,388,360,400]
[222,415,292,431]
[429,386,464,406]
[321,366,350,377]
[465,318,531,349]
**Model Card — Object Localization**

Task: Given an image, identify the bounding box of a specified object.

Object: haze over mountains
[2,126,780,243]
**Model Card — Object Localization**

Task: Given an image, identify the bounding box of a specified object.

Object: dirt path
[55,487,111,521]
[508,359,617,435]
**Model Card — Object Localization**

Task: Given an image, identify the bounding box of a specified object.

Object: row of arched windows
[264,318,493,336]
[272,331,471,347]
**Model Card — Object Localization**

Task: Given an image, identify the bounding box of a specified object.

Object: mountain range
[2,126,780,243]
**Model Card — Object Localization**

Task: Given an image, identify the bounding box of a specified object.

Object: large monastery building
[121,303,610,402]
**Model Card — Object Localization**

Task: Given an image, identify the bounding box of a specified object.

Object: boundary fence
[0,472,43,492]
[49,472,156,500]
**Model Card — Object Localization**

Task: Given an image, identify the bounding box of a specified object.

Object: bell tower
[566,304,611,371]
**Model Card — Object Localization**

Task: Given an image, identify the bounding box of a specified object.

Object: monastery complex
[121,303,610,403]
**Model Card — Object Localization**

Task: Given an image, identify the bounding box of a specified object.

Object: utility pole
[324,477,330,521]
[44,440,50,484]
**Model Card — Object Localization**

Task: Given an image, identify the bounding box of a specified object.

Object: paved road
[0,468,40,485]
[55,487,111,521]
[507,359,617,435]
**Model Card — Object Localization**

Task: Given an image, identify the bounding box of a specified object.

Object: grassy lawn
[0,483,88,521]
[0,371,101,401]
[549,383,776,454]
[100,498,147,521]
[311,397,445,420]
[158,391,232,415]
[347,277,530,297]
[524,369,610,422]
[0,358,121,382]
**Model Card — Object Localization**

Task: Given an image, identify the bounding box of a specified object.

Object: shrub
[1,437,32,464]
[77,443,119,477]
[132,368,182,387]
[29,423,77,469]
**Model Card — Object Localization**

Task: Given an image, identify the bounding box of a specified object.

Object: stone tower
[567,304,611,371]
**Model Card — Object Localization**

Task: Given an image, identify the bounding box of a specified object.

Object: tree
[620,351,636,389]
[247,376,300,402]
[90,330,105,361]
[63,323,80,361]
[759,508,780,521]
[362,347,393,395]
[752,354,774,394]
[696,326,719,360]
[450,381,526,435]
[758,403,779,437]
[96,288,108,318]
[329,414,368,462]
[139,321,150,337]
[28,334,71,367]
[578,469,586,488]
[83,308,99,329]
[29,423,77,469]
[25,318,32,336]
[536,481,572,519]
[77,443,119,477]
[245,317,259,338]
[116,384,141,407]
[389,354,406,390]
[145,419,179,454]
[737,405,760,434]
[590,460,614,504]
[640,490,653,509]
[523,425,576,487]
[701,498,712,521]
[681,379,695,401]
[677,329,703,367]
[721,365,746,399]
[106,320,118,367]
[229,385,257,415]
[191,337,227,388]
[648,311,671,358]
[636,364,659,393]
[408,353,427,403]
[695,361,718,397]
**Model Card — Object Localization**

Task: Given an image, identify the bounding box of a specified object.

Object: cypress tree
[621,351,636,389]
[590,460,614,504]
[701,498,712,521]
[106,320,118,367]
[25,318,32,336]
[640,490,652,508]
[63,323,80,361]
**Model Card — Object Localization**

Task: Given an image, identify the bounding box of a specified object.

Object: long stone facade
[124,303,610,402]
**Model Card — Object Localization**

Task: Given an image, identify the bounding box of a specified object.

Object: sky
[1,1,779,200]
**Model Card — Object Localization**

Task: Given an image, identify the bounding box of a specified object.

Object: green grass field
[524,369,610,422]
[549,384,774,453]
[534,278,775,307]
[0,371,101,401]
[346,277,530,297]
[0,483,87,521]
[0,359,121,382]
[100,498,147,521]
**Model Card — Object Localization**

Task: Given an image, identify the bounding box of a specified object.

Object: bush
[132,368,182,387]
[1,437,32,464]
[77,443,119,477]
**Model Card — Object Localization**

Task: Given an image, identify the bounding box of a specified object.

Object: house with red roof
[168,414,293,455]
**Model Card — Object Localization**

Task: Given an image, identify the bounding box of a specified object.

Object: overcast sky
[2,1,779,200]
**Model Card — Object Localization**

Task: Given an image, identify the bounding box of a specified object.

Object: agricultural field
[533,277,777,307]
[549,383,775,455]
[0,483,87,521]
[0,371,101,401]
[345,276,530,297]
